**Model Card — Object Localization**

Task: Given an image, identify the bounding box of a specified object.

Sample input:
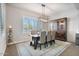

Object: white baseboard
[7,40,30,45]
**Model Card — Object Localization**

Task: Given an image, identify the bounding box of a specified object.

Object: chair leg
[34,46,36,49]
[51,41,52,45]
[46,42,48,47]
[44,43,46,48]
[34,41,37,49]
[40,44,41,50]
[30,42,32,46]
[53,40,55,44]
[50,41,52,46]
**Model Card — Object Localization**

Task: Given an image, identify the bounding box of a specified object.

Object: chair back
[47,31,52,42]
[31,30,37,35]
[51,31,56,40]
[40,31,46,43]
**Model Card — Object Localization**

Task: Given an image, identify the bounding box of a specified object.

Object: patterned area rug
[16,40,71,56]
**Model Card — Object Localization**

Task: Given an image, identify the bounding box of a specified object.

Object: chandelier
[39,4,48,22]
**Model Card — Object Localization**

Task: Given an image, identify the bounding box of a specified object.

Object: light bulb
[9,25,12,29]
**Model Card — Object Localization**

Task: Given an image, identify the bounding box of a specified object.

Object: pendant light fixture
[39,4,48,22]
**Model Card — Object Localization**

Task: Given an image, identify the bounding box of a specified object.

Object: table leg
[34,39,37,49]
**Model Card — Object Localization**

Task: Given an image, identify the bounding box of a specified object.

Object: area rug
[16,40,71,56]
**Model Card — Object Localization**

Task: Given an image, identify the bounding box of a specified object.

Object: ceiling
[8,3,78,16]
[74,3,79,10]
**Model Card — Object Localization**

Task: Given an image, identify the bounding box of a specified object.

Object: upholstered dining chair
[47,31,52,46]
[38,31,46,50]
[51,31,56,44]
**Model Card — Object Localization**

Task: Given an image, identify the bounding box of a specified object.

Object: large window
[23,16,43,33]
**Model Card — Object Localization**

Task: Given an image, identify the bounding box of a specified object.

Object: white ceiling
[7,3,79,22]
[74,3,79,10]
[8,3,77,17]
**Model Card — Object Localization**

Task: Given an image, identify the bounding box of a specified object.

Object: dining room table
[30,32,55,50]
[31,34,40,49]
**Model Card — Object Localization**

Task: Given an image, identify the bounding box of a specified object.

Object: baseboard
[7,40,30,45]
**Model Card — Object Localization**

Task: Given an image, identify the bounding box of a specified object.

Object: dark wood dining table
[31,34,40,49]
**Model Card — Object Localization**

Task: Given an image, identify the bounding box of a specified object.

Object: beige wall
[6,4,79,43]
[50,4,79,43]
[6,4,48,43]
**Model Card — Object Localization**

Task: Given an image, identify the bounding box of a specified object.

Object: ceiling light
[38,4,49,22]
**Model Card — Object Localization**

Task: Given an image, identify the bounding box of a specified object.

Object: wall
[6,4,79,43]
[50,4,79,43]
[6,4,48,43]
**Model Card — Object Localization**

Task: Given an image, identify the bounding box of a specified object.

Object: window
[48,22,57,31]
[23,16,43,33]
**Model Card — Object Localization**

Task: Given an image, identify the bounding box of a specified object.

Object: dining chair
[51,31,56,44]
[38,31,46,50]
[31,30,37,35]
[47,31,52,46]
